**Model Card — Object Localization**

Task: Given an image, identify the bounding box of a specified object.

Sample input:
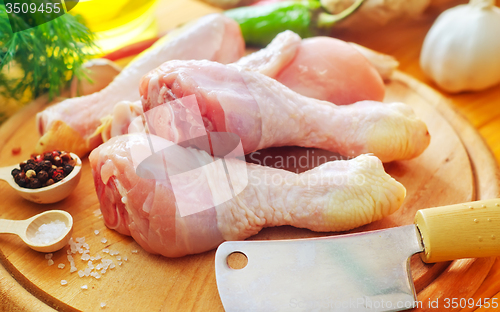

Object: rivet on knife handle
[415,198,500,263]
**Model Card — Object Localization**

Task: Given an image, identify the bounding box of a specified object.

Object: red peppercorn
[53,172,64,182]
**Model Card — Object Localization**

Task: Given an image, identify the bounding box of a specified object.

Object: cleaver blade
[215,198,500,312]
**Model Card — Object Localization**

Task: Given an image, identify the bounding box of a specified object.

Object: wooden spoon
[0,210,73,253]
[0,153,82,204]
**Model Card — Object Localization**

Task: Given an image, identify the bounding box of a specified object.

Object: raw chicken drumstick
[235,30,387,105]
[140,60,430,162]
[89,133,406,257]
[102,31,393,142]
[35,14,245,157]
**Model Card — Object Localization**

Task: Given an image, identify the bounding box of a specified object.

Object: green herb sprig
[0,3,96,101]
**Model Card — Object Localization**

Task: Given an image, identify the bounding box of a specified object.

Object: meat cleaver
[215,199,500,312]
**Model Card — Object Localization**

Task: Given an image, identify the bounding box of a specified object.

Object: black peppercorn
[11,168,21,177]
[29,178,42,189]
[42,160,52,171]
[24,163,36,172]
[44,152,53,162]
[53,156,62,167]
[37,170,49,184]
[16,177,28,188]
[61,153,71,162]
[26,159,35,165]
[46,179,55,186]
[63,164,74,175]
[34,162,45,173]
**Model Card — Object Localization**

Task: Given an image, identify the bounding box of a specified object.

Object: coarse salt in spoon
[0,153,82,204]
[0,210,73,253]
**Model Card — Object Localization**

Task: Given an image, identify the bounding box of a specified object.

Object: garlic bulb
[420,0,500,93]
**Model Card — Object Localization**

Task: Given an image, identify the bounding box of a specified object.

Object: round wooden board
[0,71,499,312]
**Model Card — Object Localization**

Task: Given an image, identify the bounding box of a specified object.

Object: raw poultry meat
[35,13,245,157]
[140,60,430,162]
[102,31,394,142]
[235,30,387,105]
[89,133,406,257]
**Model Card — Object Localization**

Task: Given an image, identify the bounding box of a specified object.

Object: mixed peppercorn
[11,150,75,189]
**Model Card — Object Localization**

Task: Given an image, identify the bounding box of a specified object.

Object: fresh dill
[0,3,97,101]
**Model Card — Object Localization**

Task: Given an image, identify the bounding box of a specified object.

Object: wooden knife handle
[415,198,500,263]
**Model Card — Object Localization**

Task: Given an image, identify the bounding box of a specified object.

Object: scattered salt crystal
[118,262,122,266]
[70,266,78,273]
[94,274,101,279]
[67,250,71,255]
[109,263,115,269]
[101,269,106,274]
[76,237,85,243]
[45,253,53,260]
[84,268,91,276]
[69,238,77,253]
[47,259,54,266]
[78,270,85,277]
[67,255,74,262]
[58,263,65,269]
[93,209,101,217]
[81,285,88,290]
[83,249,90,254]
[94,255,101,260]
[109,250,119,256]
[101,238,107,244]
[30,221,67,245]
[131,250,138,254]
[81,254,91,261]
[102,249,109,253]
[94,230,100,235]
[116,256,121,261]
[83,243,89,250]
[60,280,67,286]
[123,256,128,262]
[100,302,106,308]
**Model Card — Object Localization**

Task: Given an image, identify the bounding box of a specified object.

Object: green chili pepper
[224,0,364,47]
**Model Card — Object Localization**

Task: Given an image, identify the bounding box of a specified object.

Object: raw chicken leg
[89,133,406,257]
[140,60,430,162]
[236,31,386,105]
[100,31,391,143]
[35,13,245,157]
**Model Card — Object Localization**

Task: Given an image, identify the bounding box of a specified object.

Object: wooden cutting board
[0,70,499,312]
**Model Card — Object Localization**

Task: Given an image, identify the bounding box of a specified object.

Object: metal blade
[215,225,424,312]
